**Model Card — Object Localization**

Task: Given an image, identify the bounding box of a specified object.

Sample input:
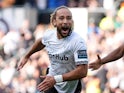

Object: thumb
[97,54,101,63]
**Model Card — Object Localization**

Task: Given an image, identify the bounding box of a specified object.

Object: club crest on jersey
[77,50,87,58]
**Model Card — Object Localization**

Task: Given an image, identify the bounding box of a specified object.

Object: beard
[57,26,72,38]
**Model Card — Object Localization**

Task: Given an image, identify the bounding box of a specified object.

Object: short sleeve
[74,39,88,65]
[41,30,51,45]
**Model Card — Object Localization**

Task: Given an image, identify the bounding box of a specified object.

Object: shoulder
[70,31,86,43]
[43,29,55,37]
[68,31,87,48]
[42,29,56,39]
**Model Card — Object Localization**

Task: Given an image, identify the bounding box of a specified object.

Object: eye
[59,16,64,20]
[66,16,72,20]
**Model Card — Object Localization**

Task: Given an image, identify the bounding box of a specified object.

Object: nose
[63,18,68,24]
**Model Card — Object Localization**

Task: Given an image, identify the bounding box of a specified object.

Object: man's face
[54,8,73,38]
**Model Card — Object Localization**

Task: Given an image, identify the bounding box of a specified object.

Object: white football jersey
[42,29,88,93]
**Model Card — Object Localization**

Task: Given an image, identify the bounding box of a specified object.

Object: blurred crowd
[0,0,124,93]
[84,6,124,93]
[0,0,120,9]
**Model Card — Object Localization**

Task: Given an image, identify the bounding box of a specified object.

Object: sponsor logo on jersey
[49,54,69,61]
[77,50,87,58]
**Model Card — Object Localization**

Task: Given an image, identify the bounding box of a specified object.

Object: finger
[39,85,49,92]
[16,65,21,71]
[89,63,97,69]
[37,80,46,89]
[17,66,21,71]
[42,86,49,92]
[17,62,25,70]
[37,82,49,91]
[40,76,46,78]
[89,66,95,71]
[88,63,94,68]
[17,67,19,71]
[88,64,92,68]
[17,64,23,71]
[91,68,94,71]
[38,84,49,92]
[91,68,95,71]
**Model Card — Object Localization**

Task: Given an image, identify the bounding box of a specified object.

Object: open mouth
[57,26,72,38]
[62,27,69,31]
[61,27,70,34]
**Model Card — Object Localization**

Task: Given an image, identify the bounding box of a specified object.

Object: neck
[57,32,63,39]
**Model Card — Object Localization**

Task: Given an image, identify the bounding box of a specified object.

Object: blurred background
[0,0,124,93]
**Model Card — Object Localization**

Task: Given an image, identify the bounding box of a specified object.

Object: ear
[53,20,57,27]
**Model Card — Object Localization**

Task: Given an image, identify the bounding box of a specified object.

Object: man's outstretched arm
[89,43,124,70]
[101,43,124,64]
[17,38,45,71]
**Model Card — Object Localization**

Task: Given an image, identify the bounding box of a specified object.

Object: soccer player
[17,6,88,93]
[89,43,124,70]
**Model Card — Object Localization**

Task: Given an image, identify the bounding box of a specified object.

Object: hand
[37,76,56,92]
[89,55,102,70]
[17,57,29,71]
